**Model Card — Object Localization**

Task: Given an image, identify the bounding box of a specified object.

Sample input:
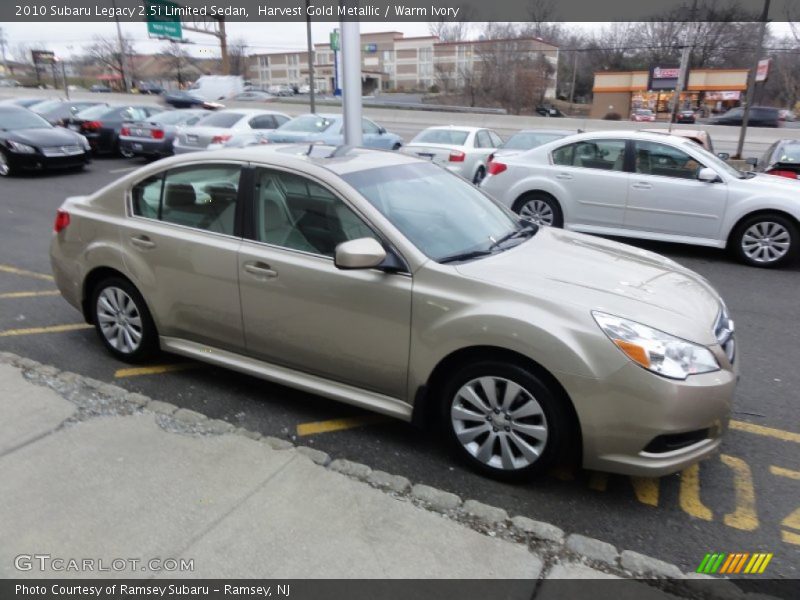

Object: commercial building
[591,67,750,119]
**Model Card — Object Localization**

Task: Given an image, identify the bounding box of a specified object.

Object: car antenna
[329,145,353,158]
[306,143,315,155]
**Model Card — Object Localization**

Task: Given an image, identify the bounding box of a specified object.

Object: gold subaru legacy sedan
[50,145,738,481]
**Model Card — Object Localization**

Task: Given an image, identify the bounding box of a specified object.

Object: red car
[631,108,656,122]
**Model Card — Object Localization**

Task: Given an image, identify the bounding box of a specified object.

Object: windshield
[342,163,524,262]
[76,105,114,119]
[503,131,568,150]
[0,109,52,130]
[412,129,469,145]
[279,115,335,132]
[31,100,63,114]
[776,143,800,163]
[195,112,243,128]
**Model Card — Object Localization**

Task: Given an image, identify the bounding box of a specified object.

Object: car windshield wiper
[437,249,496,264]
[488,223,539,251]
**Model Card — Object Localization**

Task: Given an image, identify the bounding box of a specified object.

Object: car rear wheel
[472,166,486,185]
[0,149,15,177]
[514,192,563,227]
[91,277,158,363]
[440,360,570,481]
[732,213,797,268]
[118,141,135,159]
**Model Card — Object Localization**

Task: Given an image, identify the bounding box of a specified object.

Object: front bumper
[7,150,90,172]
[561,359,737,477]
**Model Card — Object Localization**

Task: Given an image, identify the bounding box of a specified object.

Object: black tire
[90,277,159,363]
[472,166,486,185]
[513,192,564,228]
[0,149,15,177]
[439,360,572,481]
[117,138,135,159]
[730,213,798,268]
[392,143,402,151]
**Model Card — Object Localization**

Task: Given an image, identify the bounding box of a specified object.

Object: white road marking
[108,166,139,174]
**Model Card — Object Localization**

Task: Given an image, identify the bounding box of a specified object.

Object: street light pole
[735,0,771,159]
[340,2,362,146]
[305,0,316,113]
[111,0,129,92]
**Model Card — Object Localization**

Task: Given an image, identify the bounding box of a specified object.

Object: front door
[237,166,412,399]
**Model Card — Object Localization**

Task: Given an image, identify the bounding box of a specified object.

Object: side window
[253,168,376,257]
[475,131,491,148]
[249,115,277,130]
[275,115,290,126]
[552,143,575,166]
[555,139,626,171]
[132,165,241,235]
[634,141,704,180]
[362,118,380,134]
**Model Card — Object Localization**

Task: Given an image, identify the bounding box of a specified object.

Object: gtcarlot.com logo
[14,554,194,573]
[697,552,773,575]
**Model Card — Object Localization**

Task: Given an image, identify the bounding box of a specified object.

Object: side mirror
[745,157,758,167]
[334,237,387,270]
[698,167,721,183]
[378,126,386,134]
[716,152,730,161]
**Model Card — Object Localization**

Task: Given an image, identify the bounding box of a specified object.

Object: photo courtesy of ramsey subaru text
[50,145,737,481]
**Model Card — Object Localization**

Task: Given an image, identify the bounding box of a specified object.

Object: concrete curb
[0,351,767,598]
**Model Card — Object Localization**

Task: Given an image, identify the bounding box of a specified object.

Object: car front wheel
[440,360,571,481]
[472,166,486,185]
[732,213,797,268]
[0,149,15,177]
[91,277,158,362]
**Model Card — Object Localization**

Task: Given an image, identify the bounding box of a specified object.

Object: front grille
[643,429,710,454]
[41,145,83,157]
[714,305,735,363]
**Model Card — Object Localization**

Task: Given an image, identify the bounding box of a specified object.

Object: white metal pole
[340,10,362,146]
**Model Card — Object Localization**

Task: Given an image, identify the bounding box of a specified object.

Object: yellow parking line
[296,414,389,437]
[0,264,54,281]
[679,463,713,521]
[730,420,800,444]
[770,466,800,480]
[114,364,197,378]
[0,290,60,299]
[630,476,660,507]
[0,323,92,337]
[720,454,759,531]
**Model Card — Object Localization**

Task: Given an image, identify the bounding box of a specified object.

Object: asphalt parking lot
[1,157,798,581]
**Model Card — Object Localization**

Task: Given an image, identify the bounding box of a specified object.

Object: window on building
[382,50,393,63]
[419,48,432,62]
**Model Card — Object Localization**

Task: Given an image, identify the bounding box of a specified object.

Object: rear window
[196,112,244,128]
[412,129,469,145]
[776,143,800,163]
[76,105,115,119]
[503,132,568,150]
[150,110,199,125]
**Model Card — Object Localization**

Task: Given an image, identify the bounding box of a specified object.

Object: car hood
[739,172,800,191]
[455,227,722,344]
[7,127,83,147]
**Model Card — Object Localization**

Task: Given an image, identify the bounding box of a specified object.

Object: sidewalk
[0,353,773,598]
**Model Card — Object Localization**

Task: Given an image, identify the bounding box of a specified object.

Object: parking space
[1,149,798,579]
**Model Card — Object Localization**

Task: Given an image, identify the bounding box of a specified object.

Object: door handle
[130,235,156,250]
[632,182,653,190]
[244,262,278,279]
[556,173,573,180]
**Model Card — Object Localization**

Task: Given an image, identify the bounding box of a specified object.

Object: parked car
[402,126,503,184]
[33,100,108,126]
[267,84,294,97]
[50,144,737,480]
[489,129,575,162]
[535,106,565,117]
[173,109,290,154]
[232,91,274,102]
[778,109,796,122]
[675,110,696,124]
[631,109,656,122]
[90,84,112,93]
[64,104,163,156]
[163,90,223,110]
[264,114,403,150]
[708,106,780,127]
[137,82,164,95]
[0,105,91,176]
[119,109,210,159]
[641,129,716,154]
[480,130,800,268]
[752,139,800,180]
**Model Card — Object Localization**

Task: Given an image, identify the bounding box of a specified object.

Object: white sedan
[401,126,503,184]
[173,109,290,154]
[480,130,800,268]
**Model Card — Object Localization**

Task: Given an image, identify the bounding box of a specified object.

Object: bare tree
[164,41,189,87]
[428,7,473,42]
[227,37,249,76]
[84,35,135,88]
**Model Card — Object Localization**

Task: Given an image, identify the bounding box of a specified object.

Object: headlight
[79,135,91,150]
[7,140,36,154]
[592,311,719,380]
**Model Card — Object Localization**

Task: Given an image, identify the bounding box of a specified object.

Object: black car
[119,108,210,159]
[675,109,696,124]
[709,106,780,127]
[753,139,800,180]
[137,82,164,95]
[163,90,220,109]
[63,104,163,156]
[535,105,565,117]
[0,105,91,177]
[33,100,108,126]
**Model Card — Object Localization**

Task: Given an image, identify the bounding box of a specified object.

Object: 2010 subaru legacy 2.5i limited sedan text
[49,145,737,480]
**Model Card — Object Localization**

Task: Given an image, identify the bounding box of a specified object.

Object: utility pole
[568,50,578,106]
[218,18,229,75]
[340,1,362,146]
[0,28,8,76]
[669,46,691,131]
[306,0,316,113]
[111,0,129,91]
[735,0,771,159]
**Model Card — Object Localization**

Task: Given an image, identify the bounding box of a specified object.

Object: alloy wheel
[741,221,791,264]
[96,287,144,354]
[0,151,9,176]
[450,376,548,471]
[519,199,554,226]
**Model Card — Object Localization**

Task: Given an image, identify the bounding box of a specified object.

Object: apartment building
[248,32,558,96]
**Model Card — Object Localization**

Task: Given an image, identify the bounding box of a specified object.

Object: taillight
[120,126,130,136]
[449,150,465,162]
[488,161,507,176]
[767,169,797,179]
[82,121,102,132]
[211,134,232,144]
[54,209,70,233]
[152,129,165,140]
